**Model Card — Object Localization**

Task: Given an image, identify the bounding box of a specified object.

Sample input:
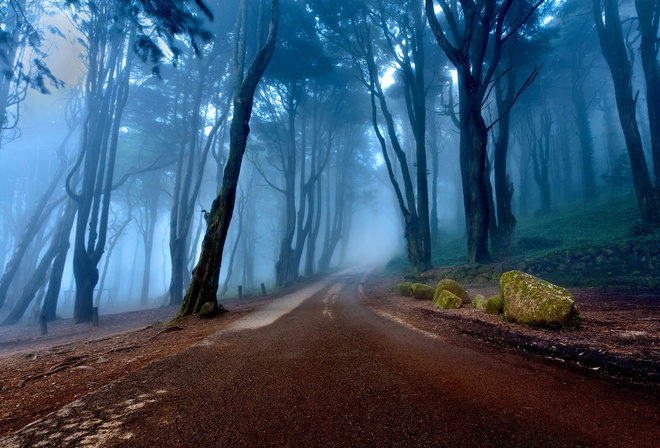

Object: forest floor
[0,289,287,437]
[1,274,659,439]
[363,275,660,385]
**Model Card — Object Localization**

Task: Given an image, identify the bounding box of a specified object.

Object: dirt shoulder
[0,288,293,437]
[361,275,660,386]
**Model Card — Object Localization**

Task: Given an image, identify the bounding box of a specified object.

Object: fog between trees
[0,0,657,323]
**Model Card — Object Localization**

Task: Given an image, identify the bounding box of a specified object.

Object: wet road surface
[3,271,659,447]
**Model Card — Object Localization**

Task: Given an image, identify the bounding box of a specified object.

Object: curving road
[3,271,659,447]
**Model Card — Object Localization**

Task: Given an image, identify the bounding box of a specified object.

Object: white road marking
[358,284,445,341]
[322,284,344,319]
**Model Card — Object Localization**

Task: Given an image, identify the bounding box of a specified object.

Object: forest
[1,0,659,326]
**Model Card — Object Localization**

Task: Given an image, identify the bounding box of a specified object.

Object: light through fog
[0,0,656,326]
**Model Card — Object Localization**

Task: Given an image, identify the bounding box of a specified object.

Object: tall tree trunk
[426,0,542,263]
[178,0,279,317]
[2,231,61,325]
[219,198,244,296]
[636,0,660,189]
[2,204,75,326]
[42,201,77,321]
[572,82,599,203]
[70,21,135,323]
[556,112,573,202]
[593,0,660,225]
[318,143,346,272]
[304,170,323,277]
[490,65,517,257]
[459,78,491,263]
[275,86,299,286]
[140,184,159,305]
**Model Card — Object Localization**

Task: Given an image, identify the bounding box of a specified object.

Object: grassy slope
[386,194,656,275]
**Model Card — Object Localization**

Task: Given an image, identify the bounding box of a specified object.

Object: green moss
[436,279,471,304]
[500,270,576,326]
[411,283,435,301]
[433,289,462,309]
[472,294,487,310]
[484,295,504,315]
[395,282,414,296]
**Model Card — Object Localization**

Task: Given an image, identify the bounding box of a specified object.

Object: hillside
[386,195,660,287]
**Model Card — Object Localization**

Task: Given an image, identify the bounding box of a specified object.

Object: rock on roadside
[199,302,226,319]
[395,282,414,296]
[433,289,462,309]
[411,283,435,300]
[500,270,577,326]
[436,279,471,304]
[472,294,487,310]
[483,296,504,315]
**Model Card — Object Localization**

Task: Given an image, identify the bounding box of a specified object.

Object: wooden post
[238,286,243,300]
[39,315,48,336]
[261,282,266,296]
[92,307,99,326]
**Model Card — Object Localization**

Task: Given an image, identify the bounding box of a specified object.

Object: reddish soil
[3,272,659,447]
[362,276,660,384]
[0,292,279,437]
[2,275,659,440]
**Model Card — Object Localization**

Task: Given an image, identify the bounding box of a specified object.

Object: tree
[636,0,660,190]
[426,0,542,263]
[0,132,72,310]
[64,0,213,322]
[593,0,660,225]
[65,4,137,322]
[311,0,433,272]
[178,0,279,317]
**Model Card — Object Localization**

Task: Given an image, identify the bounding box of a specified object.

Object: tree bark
[593,0,660,225]
[572,81,598,203]
[178,0,279,317]
[490,65,517,257]
[0,157,67,310]
[42,201,77,321]
[636,0,660,189]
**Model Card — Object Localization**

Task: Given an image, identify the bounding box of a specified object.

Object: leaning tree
[178,0,279,317]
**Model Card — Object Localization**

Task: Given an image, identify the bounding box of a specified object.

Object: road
[3,270,659,447]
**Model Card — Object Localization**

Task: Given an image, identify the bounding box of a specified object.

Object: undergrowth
[385,194,660,278]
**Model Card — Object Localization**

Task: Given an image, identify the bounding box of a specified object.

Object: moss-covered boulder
[411,283,435,301]
[433,290,462,309]
[472,294,487,310]
[500,271,576,326]
[199,302,224,319]
[483,295,504,315]
[395,282,414,296]
[436,279,471,304]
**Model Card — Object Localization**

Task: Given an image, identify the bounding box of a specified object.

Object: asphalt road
[3,271,659,447]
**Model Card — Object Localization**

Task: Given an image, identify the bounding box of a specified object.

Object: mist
[1,0,659,325]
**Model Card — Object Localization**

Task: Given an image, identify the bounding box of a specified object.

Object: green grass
[512,196,643,257]
[385,194,658,275]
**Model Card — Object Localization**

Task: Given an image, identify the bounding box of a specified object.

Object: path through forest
[2,270,659,447]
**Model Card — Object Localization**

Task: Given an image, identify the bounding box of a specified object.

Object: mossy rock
[484,295,504,315]
[472,294,487,310]
[433,289,462,309]
[500,271,577,326]
[199,302,225,319]
[436,279,471,304]
[395,282,414,296]
[411,283,435,301]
